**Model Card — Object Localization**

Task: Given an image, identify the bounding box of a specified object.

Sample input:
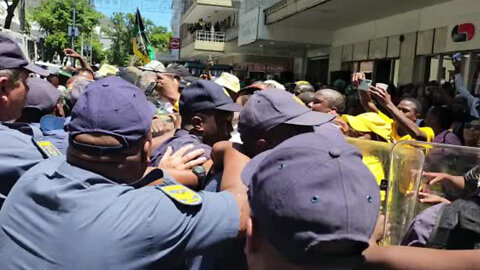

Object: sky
[94,0,173,29]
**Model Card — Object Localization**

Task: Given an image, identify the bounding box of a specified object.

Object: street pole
[81,32,84,56]
[71,0,77,66]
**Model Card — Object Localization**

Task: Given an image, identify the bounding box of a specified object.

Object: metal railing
[182,30,226,47]
[196,30,226,43]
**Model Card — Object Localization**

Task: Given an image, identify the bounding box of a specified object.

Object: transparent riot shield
[386,141,480,246]
[346,138,423,246]
[346,137,393,213]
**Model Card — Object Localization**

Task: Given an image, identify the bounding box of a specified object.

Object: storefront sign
[238,7,260,46]
[452,23,475,42]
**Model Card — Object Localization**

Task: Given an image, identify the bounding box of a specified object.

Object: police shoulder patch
[32,137,63,158]
[159,184,203,206]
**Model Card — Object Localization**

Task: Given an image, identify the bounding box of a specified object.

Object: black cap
[0,33,49,76]
[164,63,192,78]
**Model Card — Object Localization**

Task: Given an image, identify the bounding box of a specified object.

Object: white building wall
[327,0,480,85]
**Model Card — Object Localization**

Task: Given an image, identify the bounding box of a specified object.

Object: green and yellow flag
[132,8,155,64]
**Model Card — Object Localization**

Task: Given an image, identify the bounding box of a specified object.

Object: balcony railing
[196,30,225,42]
[183,30,226,47]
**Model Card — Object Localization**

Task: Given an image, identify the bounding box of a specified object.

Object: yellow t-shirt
[363,155,386,201]
[378,111,434,142]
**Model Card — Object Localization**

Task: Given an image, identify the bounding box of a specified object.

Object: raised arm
[352,72,378,113]
[453,59,480,119]
[369,86,428,141]
[64,48,93,73]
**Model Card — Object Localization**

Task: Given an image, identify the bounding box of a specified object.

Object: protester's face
[397,100,418,122]
[309,94,331,113]
[201,110,234,146]
[424,110,438,129]
[0,69,29,121]
[48,76,59,88]
[452,98,467,119]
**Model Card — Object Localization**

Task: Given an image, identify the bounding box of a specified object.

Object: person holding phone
[353,73,434,142]
[453,53,480,120]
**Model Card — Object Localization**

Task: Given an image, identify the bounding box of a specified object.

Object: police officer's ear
[54,100,65,118]
[142,133,153,165]
[191,115,204,132]
[245,217,261,254]
[0,77,9,106]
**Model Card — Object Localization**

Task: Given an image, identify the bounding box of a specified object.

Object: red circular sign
[169,38,181,50]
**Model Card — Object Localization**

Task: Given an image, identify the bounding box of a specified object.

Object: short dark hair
[428,106,453,130]
[402,97,422,114]
[0,68,22,87]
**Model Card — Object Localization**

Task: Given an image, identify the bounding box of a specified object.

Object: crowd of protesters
[2,31,480,270]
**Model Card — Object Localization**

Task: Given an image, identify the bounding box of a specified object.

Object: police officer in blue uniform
[0,33,50,198]
[0,76,250,270]
[17,77,69,153]
[150,80,242,167]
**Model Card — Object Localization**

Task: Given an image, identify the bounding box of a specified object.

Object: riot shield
[386,141,480,245]
[346,137,392,210]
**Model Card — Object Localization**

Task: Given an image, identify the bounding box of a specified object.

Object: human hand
[169,113,181,129]
[351,72,366,88]
[158,144,207,170]
[422,172,465,191]
[369,85,393,107]
[64,48,82,59]
[155,73,180,103]
[151,118,174,137]
[206,59,214,69]
[452,57,463,74]
[333,116,349,134]
[370,215,391,246]
[417,192,451,205]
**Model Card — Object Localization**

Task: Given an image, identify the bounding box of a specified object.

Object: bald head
[309,89,345,115]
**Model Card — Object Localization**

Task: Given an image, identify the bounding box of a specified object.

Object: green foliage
[104,12,172,66]
[32,0,102,62]
[91,37,106,64]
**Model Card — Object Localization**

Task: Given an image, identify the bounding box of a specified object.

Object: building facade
[175,0,480,90]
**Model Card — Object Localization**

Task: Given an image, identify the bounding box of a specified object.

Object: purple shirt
[433,130,462,145]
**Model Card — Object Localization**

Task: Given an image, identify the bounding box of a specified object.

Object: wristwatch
[192,165,207,189]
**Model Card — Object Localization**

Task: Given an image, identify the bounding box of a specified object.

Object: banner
[132,8,155,64]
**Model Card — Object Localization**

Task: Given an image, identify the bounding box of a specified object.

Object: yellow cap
[295,80,310,86]
[342,113,392,142]
[215,72,241,93]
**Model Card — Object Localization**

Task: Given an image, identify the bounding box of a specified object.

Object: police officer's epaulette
[32,137,63,158]
[158,184,203,206]
[131,169,203,206]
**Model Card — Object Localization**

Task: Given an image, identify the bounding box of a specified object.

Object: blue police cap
[238,88,334,136]
[66,76,156,154]
[179,80,241,114]
[25,77,61,112]
[241,132,380,263]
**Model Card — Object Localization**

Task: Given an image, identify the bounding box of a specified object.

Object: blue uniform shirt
[39,115,69,154]
[0,158,240,269]
[0,123,44,196]
[150,129,212,167]
[401,203,445,247]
